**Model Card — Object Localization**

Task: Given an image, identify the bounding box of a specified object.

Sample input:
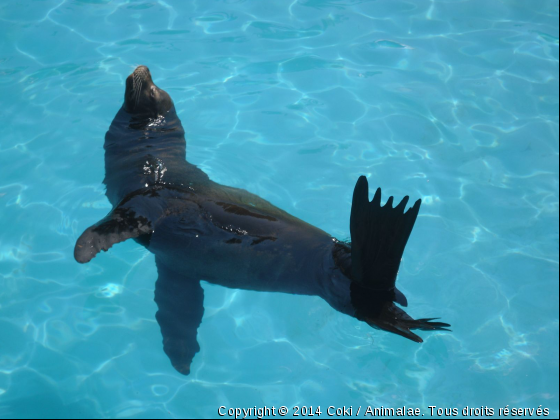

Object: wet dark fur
[75,66,450,375]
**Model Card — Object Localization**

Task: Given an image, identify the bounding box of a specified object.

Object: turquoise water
[0,0,558,418]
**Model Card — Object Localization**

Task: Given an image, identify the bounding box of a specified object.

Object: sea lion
[75,65,450,375]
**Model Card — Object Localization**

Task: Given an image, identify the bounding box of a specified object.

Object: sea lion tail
[349,176,450,342]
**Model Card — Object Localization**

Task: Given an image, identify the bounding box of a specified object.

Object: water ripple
[0,0,558,418]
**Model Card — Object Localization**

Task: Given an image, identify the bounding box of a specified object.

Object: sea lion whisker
[132,73,143,109]
[135,80,143,108]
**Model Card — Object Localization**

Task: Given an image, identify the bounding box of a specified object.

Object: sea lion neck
[105,105,184,146]
[102,105,204,207]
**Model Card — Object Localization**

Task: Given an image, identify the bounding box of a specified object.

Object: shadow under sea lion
[75,65,450,375]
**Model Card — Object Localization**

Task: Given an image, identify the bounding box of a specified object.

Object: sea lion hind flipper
[364,303,451,343]
[154,259,204,376]
[350,176,421,292]
[349,177,450,341]
[74,206,153,264]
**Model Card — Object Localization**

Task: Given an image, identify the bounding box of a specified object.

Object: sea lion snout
[132,65,151,81]
[124,65,173,118]
[134,65,149,72]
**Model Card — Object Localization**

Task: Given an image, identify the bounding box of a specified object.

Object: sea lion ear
[74,204,153,264]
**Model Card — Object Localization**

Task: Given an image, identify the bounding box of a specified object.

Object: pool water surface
[0,0,558,418]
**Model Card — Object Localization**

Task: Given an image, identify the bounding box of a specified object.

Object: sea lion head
[124,65,173,117]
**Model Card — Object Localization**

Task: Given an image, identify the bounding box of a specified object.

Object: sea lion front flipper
[74,207,153,264]
[154,259,204,376]
[74,192,165,264]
